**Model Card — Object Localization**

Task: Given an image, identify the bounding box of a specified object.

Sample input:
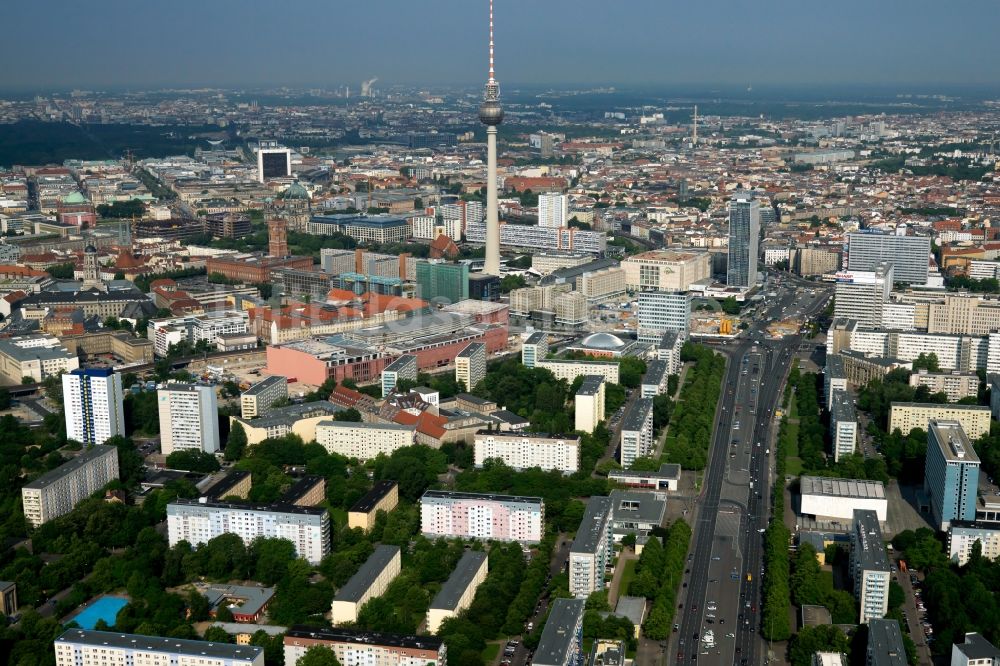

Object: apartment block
[381,354,417,397]
[21,445,119,527]
[925,420,981,530]
[641,359,669,398]
[850,509,891,624]
[455,342,486,391]
[888,402,990,440]
[908,370,979,402]
[54,629,264,666]
[315,421,416,462]
[419,490,544,543]
[865,619,907,666]
[474,430,581,474]
[0,581,16,616]
[62,368,125,446]
[657,329,684,375]
[426,551,488,634]
[536,358,619,384]
[521,331,548,369]
[348,480,399,532]
[830,389,858,462]
[158,383,221,455]
[569,496,613,598]
[331,545,402,624]
[233,401,343,446]
[533,598,586,666]
[948,524,1000,566]
[240,375,288,420]
[167,499,330,564]
[619,398,654,468]
[283,626,445,666]
[951,632,1000,666]
[575,375,606,434]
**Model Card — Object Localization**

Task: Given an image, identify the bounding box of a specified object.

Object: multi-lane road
[673,275,831,666]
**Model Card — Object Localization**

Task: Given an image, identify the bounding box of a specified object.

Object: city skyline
[2,0,1000,90]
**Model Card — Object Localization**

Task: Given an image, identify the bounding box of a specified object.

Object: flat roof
[242,375,286,397]
[420,489,544,506]
[830,389,856,422]
[198,583,274,617]
[853,509,889,572]
[282,475,324,504]
[429,551,488,612]
[383,355,417,372]
[284,625,442,652]
[454,392,495,406]
[55,629,263,661]
[534,598,586,666]
[571,496,612,556]
[642,360,668,385]
[474,429,580,442]
[168,499,326,517]
[866,619,907,666]
[457,343,485,359]
[577,375,605,396]
[614,596,646,626]
[239,401,340,430]
[929,420,980,464]
[609,489,666,525]
[350,480,398,514]
[621,398,653,433]
[525,331,548,345]
[316,420,416,432]
[334,545,400,603]
[800,476,885,500]
[890,401,989,412]
[23,445,116,490]
[609,463,681,481]
[203,470,251,499]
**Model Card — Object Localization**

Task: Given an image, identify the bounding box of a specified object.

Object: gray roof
[571,496,612,556]
[621,398,654,433]
[534,598,586,666]
[316,420,415,433]
[658,330,681,349]
[577,375,605,396]
[0,337,74,364]
[929,420,981,464]
[609,489,666,526]
[23,445,116,490]
[642,360,669,386]
[830,389,856,422]
[203,470,251,499]
[335,545,400,603]
[55,629,263,661]
[168,499,326,518]
[955,633,1000,661]
[198,584,274,618]
[383,354,417,372]
[281,475,324,504]
[429,551,488,612]
[525,331,548,346]
[457,342,485,358]
[242,375,286,397]
[853,509,890,572]
[350,480,398,514]
[491,409,530,426]
[866,619,907,666]
[240,401,340,430]
[540,258,619,288]
[284,625,442,651]
[421,489,543,507]
[800,476,885,500]
[609,463,680,481]
[613,596,646,626]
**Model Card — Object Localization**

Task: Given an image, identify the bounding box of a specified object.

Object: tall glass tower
[727,192,760,288]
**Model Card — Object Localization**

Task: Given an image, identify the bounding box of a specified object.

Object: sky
[2,0,999,91]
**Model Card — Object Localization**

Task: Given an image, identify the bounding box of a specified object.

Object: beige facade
[240,376,288,420]
[926,293,1000,336]
[580,266,627,305]
[793,247,841,276]
[509,283,571,316]
[315,421,415,461]
[426,551,488,634]
[21,445,119,527]
[331,545,401,624]
[908,370,979,402]
[888,403,991,439]
[621,250,711,292]
[554,291,588,327]
[574,376,606,434]
[0,335,79,383]
[536,359,620,384]
[474,431,581,474]
[348,481,400,532]
[60,330,154,365]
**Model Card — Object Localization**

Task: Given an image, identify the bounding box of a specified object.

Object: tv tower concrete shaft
[479,0,503,276]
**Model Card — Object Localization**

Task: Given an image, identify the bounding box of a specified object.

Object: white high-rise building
[158,383,221,455]
[569,496,613,598]
[619,398,655,467]
[833,263,893,327]
[55,629,264,666]
[62,368,124,446]
[21,445,119,527]
[456,342,487,391]
[850,509,891,624]
[538,193,568,228]
[637,291,690,344]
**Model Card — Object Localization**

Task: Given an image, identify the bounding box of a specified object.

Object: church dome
[282,182,310,200]
[62,191,88,204]
[579,332,626,350]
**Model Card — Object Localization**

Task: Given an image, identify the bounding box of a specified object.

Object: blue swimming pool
[66,595,129,629]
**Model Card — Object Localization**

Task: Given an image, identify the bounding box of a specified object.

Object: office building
[951,632,1000,666]
[850,509,891,623]
[283,627,445,666]
[889,403,990,440]
[426,551,488,634]
[62,368,124,446]
[538,193,568,228]
[55,629,264,666]
[0,335,79,383]
[847,232,931,285]
[609,489,666,541]
[579,266,627,306]
[0,581,15,616]
[158,383,221,455]
[569,496,613,598]
[455,342,486,391]
[416,261,469,304]
[908,370,979,402]
[521,331,548,369]
[727,192,760,288]
[619,398,654,468]
[536,359,619,384]
[834,264,893,327]
[419,490,544,543]
[637,291,690,343]
[348,481,399,532]
[799,476,887,523]
[257,143,292,183]
[830,389,858,462]
[474,430,581,474]
[608,463,681,492]
[314,421,415,462]
[382,354,418,397]
[240,375,288,420]
[641,360,669,398]
[865,619,908,666]
[331,545,401,624]
[533,598,586,666]
[21,445,119,528]
[792,246,842,277]
[575,375,606,434]
[167,499,330,564]
[948,524,1000,566]
[925,420,981,530]
[621,250,712,292]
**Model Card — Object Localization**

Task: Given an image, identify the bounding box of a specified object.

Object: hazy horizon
[2,0,999,91]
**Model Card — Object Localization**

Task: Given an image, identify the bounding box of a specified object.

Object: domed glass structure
[579,332,627,350]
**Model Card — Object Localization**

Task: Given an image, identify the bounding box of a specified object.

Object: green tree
[788,625,849,666]
[500,274,527,293]
[297,645,342,666]
[202,626,233,643]
[225,422,248,462]
[720,296,740,315]
[166,450,221,473]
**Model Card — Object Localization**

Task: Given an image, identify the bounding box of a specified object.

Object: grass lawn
[785,419,800,458]
[786,457,804,476]
[788,393,799,420]
[619,558,638,597]
[481,642,501,663]
[328,507,348,527]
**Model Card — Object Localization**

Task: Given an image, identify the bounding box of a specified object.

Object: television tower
[479,0,504,276]
[692,105,698,147]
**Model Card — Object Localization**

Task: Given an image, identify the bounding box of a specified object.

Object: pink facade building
[419,490,544,544]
